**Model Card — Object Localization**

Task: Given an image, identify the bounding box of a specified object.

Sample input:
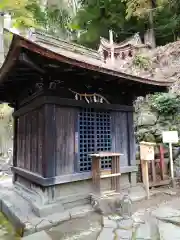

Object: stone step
[158,220,180,240]
[97,228,114,240]
[135,222,151,239]
[21,230,52,239]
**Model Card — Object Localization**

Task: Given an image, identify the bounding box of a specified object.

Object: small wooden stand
[90,152,122,195]
[140,142,156,199]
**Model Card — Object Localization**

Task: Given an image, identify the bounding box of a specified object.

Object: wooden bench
[89,152,122,195]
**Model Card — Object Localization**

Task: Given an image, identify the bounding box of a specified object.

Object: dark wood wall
[55,107,77,175]
[16,107,44,175]
[111,111,135,167]
[15,103,135,178]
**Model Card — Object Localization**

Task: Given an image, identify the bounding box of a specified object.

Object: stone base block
[14,182,66,218]
[22,230,52,240]
[0,191,93,237]
[90,193,121,215]
[129,172,137,187]
[0,178,94,237]
[0,172,136,237]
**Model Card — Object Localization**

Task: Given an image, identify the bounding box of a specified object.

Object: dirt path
[132,186,180,213]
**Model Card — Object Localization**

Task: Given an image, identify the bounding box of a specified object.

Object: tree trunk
[148,2,156,48]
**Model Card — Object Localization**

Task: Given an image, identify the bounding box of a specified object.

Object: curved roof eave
[0,31,174,88]
[0,34,22,84]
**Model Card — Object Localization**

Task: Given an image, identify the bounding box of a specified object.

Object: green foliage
[122,0,167,19]
[71,0,148,48]
[150,93,180,116]
[0,0,38,29]
[1,0,180,48]
[0,0,72,38]
[133,55,151,69]
[26,2,72,38]
[0,212,20,238]
[70,0,180,48]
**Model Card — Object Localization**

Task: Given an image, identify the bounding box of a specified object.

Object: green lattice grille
[78,108,111,172]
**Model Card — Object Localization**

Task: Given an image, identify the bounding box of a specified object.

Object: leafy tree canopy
[71,0,148,48]
[1,0,180,49]
[0,0,37,28]
[0,0,71,38]
[71,0,180,48]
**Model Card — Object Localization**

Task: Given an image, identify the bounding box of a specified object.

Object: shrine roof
[99,35,180,87]
[99,35,150,51]
[0,30,173,89]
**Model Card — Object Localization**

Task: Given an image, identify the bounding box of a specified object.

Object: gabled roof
[111,39,180,84]
[99,33,149,51]
[0,29,174,88]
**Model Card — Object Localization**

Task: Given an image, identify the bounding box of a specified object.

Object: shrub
[133,55,150,69]
[150,92,180,116]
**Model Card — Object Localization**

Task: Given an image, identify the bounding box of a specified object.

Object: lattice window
[78,108,111,172]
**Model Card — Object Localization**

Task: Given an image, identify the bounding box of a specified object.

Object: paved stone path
[19,187,180,240]
[0,182,179,240]
[97,197,180,240]
[21,198,180,240]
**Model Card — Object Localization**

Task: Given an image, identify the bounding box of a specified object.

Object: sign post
[162,131,179,188]
[140,141,156,199]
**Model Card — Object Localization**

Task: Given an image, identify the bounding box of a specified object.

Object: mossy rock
[154,134,162,143]
[143,132,156,142]
[135,128,149,140]
[137,112,157,127]
[136,152,140,159]
[0,212,20,239]
[158,115,174,123]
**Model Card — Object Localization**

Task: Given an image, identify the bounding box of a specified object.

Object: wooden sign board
[162,131,178,144]
[140,142,156,161]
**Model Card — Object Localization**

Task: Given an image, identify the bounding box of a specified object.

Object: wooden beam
[13,96,134,117]
[18,52,46,74]
[12,165,137,186]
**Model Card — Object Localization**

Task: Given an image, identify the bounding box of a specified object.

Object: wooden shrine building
[98,33,151,62]
[0,30,173,214]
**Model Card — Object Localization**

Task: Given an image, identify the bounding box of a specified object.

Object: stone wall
[134,96,180,177]
[134,96,180,144]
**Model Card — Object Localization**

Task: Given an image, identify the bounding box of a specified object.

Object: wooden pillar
[127,111,136,166]
[92,156,101,194]
[91,152,121,195]
[141,160,150,199]
[159,144,165,180]
[127,111,136,186]
[12,116,18,183]
[43,104,56,178]
[140,142,156,199]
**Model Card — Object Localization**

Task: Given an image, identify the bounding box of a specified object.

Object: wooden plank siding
[111,111,130,166]
[15,103,135,180]
[127,112,136,166]
[55,107,77,175]
[16,108,44,175]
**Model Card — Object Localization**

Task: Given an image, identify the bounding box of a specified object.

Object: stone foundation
[0,172,145,237]
[14,173,132,217]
